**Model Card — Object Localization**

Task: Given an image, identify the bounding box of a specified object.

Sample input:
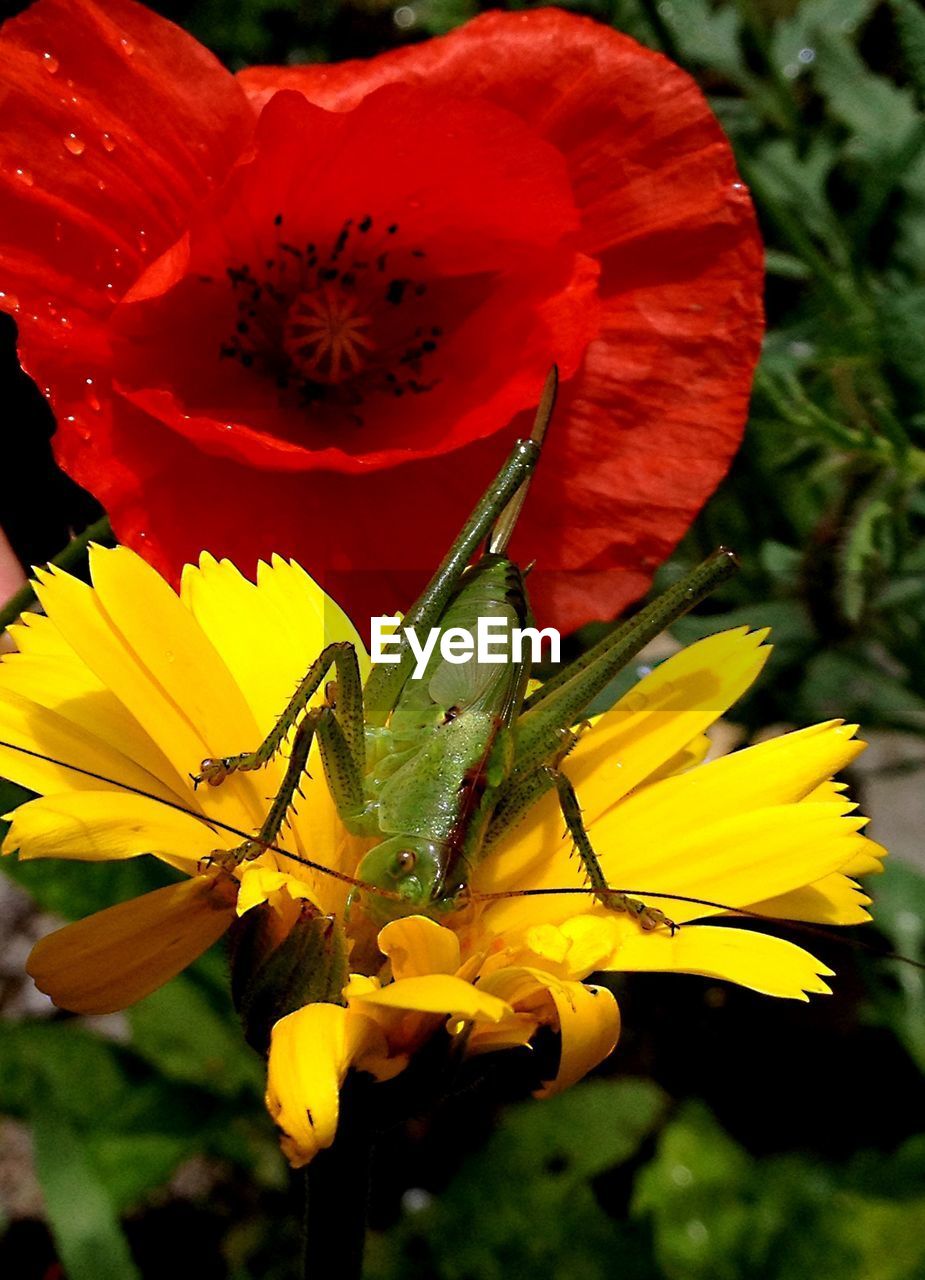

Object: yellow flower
[0,548,884,1167]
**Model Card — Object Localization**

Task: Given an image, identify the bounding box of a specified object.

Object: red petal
[0,0,254,426]
[237,9,763,621]
[105,84,598,472]
[15,6,762,633]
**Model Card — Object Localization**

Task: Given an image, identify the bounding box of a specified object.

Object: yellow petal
[87,546,265,779]
[235,865,323,916]
[565,627,771,825]
[479,799,867,935]
[3,791,217,870]
[470,964,619,1089]
[502,915,624,982]
[535,978,621,1097]
[350,974,511,1024]
[26,874,237,1014]
[182,554,369,738]
[0,643,180,792]
[35,553,264,836]
[32,562,206,799]
[476,630,771,899]
[377,916,461,980]
[0,684,182,808]
[749,872,872,925]
[609,923,833,1000]
[645,733,711,784]
[266,1003,390,1168]
[464,1013,539,1055]
[6,609,74,659]
[839,838,888,878]
[590,720,864,866]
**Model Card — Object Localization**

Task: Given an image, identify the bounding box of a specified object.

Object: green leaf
[839,496,892,624]
[368,1078,667,1280]
[1,850,173,923]
[889,0,925,104]
[31,1111,142,1280]
[0,1023,129,1127]
[128,973,264,1099]
[771,0,877,73]
[657,0,745,80]
[864,860,925,1070]
[802,649,925,733]
[634,1103,925,1280]
[811,32,920,155]
[87,1133,200,1215]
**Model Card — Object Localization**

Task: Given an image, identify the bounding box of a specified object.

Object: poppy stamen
[218,213,443,409]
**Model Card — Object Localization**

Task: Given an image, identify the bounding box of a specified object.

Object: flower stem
[0,515,113,632]
[301,1092,373,1280]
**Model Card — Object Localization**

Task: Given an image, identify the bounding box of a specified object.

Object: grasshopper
[193,369,737,934]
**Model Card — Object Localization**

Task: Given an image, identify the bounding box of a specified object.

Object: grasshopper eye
[396,849,417,873]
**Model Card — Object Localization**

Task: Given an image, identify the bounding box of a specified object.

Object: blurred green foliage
[3,1,925,1277]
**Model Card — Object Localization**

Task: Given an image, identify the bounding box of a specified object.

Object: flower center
[283,286,374,386]
[218,214,444,422]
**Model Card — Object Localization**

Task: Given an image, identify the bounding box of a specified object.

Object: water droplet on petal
[101,132,116,153]
[0,291,20,312]
[14,167,33,186]
[64,132,85,157]
[120,37,134,55]
[42,52,59,73]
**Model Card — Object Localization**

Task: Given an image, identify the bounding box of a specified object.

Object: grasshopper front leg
[194,640,365,787]
[211,700,367,869]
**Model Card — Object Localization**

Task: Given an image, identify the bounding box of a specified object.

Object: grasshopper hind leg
[552,770,678,934]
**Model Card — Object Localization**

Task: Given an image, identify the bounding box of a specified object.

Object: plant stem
[301,1096,373,1280]
[0,515,113,632]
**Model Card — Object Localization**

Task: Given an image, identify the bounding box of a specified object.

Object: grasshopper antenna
[487,364,558,555]
[471,886,925,973]
[0,739,401,900]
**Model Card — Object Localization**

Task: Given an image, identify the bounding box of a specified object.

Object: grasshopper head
[355,836,445,924]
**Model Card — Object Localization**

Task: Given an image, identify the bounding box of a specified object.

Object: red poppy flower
[0,1,762,633]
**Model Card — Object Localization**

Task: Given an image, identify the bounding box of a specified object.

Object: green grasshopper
[194,369,737,934]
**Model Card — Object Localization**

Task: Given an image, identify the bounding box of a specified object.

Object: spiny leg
[213,703,366,868]
[194,640,364,787]
[483,747,577,850]
[362,367,557,726]
[512,549,738,778]
[552,770,677,934]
